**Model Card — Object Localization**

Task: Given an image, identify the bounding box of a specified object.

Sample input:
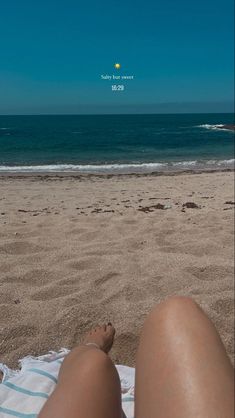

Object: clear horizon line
[0,111,234,117]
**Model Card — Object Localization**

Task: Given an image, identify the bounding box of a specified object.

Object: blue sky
[0,0,234,114]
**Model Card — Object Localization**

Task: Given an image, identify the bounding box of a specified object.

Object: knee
[61,346,116,379]
[59,346,121,388]
[160,295,200,313]
[145,296,201,328]
[79,347,114,371]
[83,348,114,371]
[77,348,120,386]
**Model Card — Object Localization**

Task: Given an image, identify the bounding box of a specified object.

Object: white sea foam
[205,159,235,166]
[197,124,234,132]
[0,163,166,174]
[0,159,234,174]
[172,161,197,166]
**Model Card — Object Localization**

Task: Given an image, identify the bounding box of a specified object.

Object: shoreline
[0,167,234,180]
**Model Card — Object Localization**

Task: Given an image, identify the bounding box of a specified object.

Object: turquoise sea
[0,113,234,173]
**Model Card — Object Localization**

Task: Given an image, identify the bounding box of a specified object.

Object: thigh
[39,347,123,418]
[135,297,234,418]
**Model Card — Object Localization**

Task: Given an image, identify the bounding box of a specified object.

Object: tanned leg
[39,324,122,418]
[135,296,234,418]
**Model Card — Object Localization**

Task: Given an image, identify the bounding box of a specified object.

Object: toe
[95,325,101,332]
[107,323,115,337]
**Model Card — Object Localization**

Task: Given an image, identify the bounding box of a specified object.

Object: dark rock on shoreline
[217,124,235,131]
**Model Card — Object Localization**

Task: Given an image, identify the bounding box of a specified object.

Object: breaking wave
[0,159,234,174]
[197,124,234,132]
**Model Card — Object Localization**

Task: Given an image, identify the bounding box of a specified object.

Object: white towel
[0,349,135,418]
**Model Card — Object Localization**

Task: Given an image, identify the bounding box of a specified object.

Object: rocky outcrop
[217,124,235,131]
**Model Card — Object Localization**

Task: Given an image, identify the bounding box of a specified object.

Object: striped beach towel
[0,349,135,418]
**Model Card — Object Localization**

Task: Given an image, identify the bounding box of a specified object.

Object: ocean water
[0,114,234,173]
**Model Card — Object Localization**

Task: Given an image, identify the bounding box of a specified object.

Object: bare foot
[83,323,115,353]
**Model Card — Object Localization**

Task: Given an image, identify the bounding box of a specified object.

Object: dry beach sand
[0,170,234,368]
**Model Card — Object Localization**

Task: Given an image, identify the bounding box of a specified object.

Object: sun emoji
[114,63,121,69]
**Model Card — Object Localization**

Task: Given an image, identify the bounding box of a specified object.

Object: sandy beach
[0,170,234,368]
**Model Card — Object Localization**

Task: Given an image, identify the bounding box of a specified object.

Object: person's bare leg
[39,323,122,418]
[135,296,234,418]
